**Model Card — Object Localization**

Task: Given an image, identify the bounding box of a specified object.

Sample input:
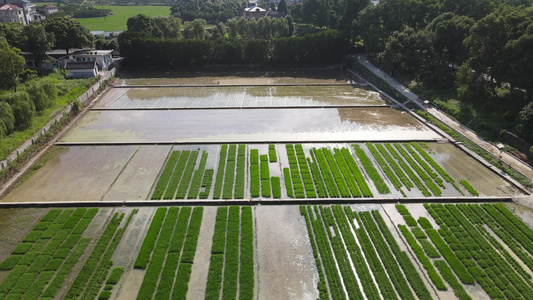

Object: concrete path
[355,55,533,184]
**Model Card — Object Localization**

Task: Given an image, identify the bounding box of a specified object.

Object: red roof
[0,4,22,10]
[43,4,57,8]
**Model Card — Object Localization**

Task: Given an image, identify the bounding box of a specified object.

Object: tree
[43,17,93,55]
[23,25,54,71]
[0,22,26,49]
[0,101,15,138]
[277,0,288,15]
[183,19,209,40]
[426,13,474,67]
[0,41,25,91]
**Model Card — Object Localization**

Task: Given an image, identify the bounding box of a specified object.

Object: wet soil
[255,206,319,300]
[61,108,440,144]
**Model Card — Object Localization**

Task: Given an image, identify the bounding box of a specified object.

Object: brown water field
[60,107,440,144]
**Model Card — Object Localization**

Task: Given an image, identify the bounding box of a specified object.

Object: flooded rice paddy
[61,107,440,143]
[96,85,385,109]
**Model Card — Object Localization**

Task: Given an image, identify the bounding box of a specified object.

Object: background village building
[0,0,37,24]
[41,4,57,15]
[64,61,98,78]
[0,3,25,24]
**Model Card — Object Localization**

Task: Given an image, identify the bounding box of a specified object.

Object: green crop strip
[352,145,389,194]
[385,144,431,196]
[187,151,208,199]
[234,145,246,199]
[151,151,180,199]
[213,145,228,199]
[403,143,444,188]
[312,148,339,198]
[308,158,327,198]
[295,145,317,198]
[434,260,472,300]
[399,225,447,290]
[239,207,254,300]
[376,144,413,190]
[206,207,228,300]
[271,177,281,198]
[366,143,403,192]
[250,149,260,198]
[269,144,278,162]
[459,180,479,196]
[134,207,167,269]
[106,267,124,285]
[322,148,351,197]
[393,144,440,196]
[199,169,214,199]
[222,145,237,199]
[300,206,328,299]
[333,148,362,197]
[341,148,373,197]
[260,155,271,197]
[222,206,240,299]
[283,168,294,198]
[162,151,189,199]
[176,150,199,199]
[287,145,305,198]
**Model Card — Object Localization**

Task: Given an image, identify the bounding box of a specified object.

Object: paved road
[356,55,533,183]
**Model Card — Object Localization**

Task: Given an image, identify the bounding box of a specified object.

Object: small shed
[65,61,98,78]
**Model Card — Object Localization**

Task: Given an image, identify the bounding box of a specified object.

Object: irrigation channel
[0,70,531,300]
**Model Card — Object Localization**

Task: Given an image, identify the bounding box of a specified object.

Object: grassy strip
[239,207,254,300]
[269,144,278,162]
[199,169,214,199]
[300,206,328,299]
[459,180,479,196]
[260,155,271,197]
[312,148,339,198]
[370,211,432,299]
[341,147,373,197]
[434,260,472,300]
[394,144,440,196]
[399,225,447,290]
[283,168,294,198]
[176,150,199,199]
[271,177,281,198]
[163,151,190,199]
[320,207,364,299]
[42,238,91,298]
[322,148,351,197]
[352,145,389,194]
[134,207,167,269]
[222,206,240,300]
[295,145,317,198]
[332,206,381,299]
[334,149,362,197]
[415,110,533,188]
[222,145,237,199]
[205,207,228,299]
[375,144,413,190]
[151,151,180,199]
[213,145,228,199]
[234,145,246,199]
[386,144,431,196]
[136,208,179,300]
[187,151,208,199]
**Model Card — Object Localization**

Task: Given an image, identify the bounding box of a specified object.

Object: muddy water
[3,146,138,202]
[96,85,385,109]
[103,146,172,201]
[117,70,353,86]
[255,206,319,300]
[427,143,522,196]
[61,108,440,143]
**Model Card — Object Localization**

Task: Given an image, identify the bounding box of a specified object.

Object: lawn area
[75,6,171,32]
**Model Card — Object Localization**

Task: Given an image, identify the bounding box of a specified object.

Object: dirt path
[355,55,533,188]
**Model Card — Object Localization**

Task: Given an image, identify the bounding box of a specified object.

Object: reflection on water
[62,107,440,143]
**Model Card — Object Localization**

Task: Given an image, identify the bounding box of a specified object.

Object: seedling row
[150,143,477,200]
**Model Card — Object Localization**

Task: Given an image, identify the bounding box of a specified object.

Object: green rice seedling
[352,145,390,194]
[300,206,328,299]
[269,144,278,162]
[167,207,189,254]
[40,209,62,222]
[10,272,39,294]
[418,217,433,229]
[21,270,54,300]
[22,230,42,243]
[283,168,294,198]
[341,148,373,197]
[375,143,413,190]
[0,265,26,294]
[399,225,447,290]
[240,207,254,300]
[411,226,427,239]
[261,179,271,197]
[180,207,203,264]
[213,145,228,199]
[211,207,228,255]
[18,252,39,266]
[234,145,246,199]
[403,215,417,226]
[250,149,259,165]
[365,143,403,191]
[312,148,339,197]
[411,143,456,185]
[260,155,269,180]
[134,207,167,269]
[322,149,351,197]
[163,151,190,199]
[106,267,124,285]
[395,204,410,215]
[419,238,441,258]
[52,209,74,225]
[222,145,237,199]
[222,207,240,300]
[43,258,63,272]
[11,243,32,255]
[250,165,260,197]
[205,254,224,300]
[176,151,199,199]
[287,145,305,198]
[104,284,113,290]
[171,262,192,300]
[42,238,90,298]
[27,254,51,273]
[271,177,281,198]
[333,148,362,197]
[403,143,444,187]
[32,221,51,231]
[394,144,441,196]
[187,151,208,199]
[61,208,87,230]
[434,260,472,300]
[308,159,327,198]
[199,169,214,199]
[0,255,22,271]
[99,290,111,299]
[154,253,179,300]
[386,144,431,196]
[294,146,317,197]
[151,151,181,199]
[460,180,479,196]
[40,224,62,240]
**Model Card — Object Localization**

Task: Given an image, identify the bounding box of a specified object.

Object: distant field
[73,5,171,31]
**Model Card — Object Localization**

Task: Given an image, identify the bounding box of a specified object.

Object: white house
[69,49,113,71]
[0,0,36,24]
[0,3,25,24]
[41,4,57,14]
[65,61,98,78]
